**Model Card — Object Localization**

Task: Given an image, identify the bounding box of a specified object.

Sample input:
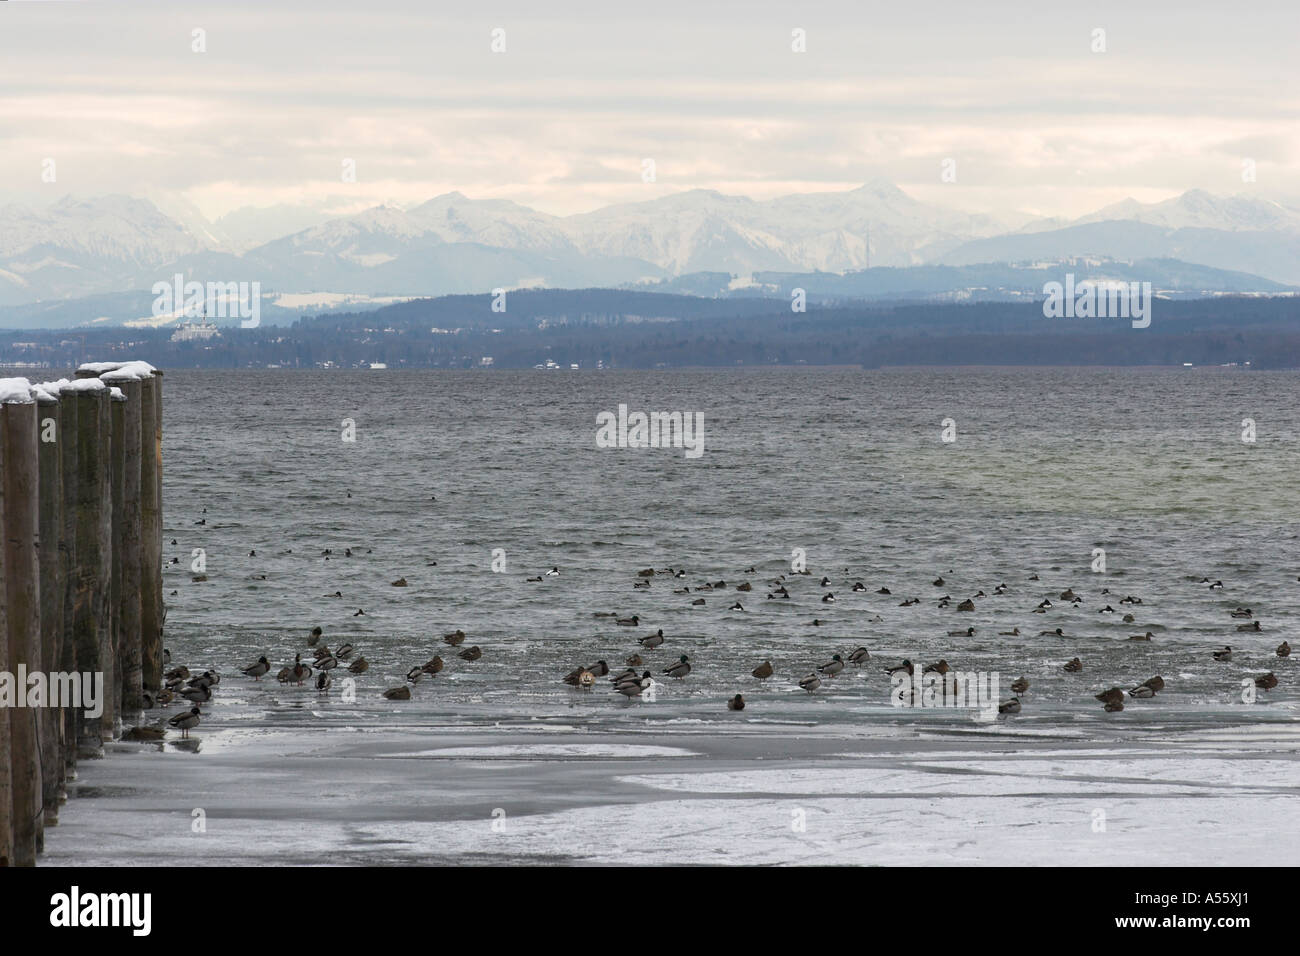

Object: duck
[1038,628,1065,637]
[999,627,1021,636]
[821,593,835,603]
[798,673,822,693]
[443,629,467,646]
[1059,588,1076,601]
[1098,605,1115,614]
[947,627,975,637]
[1128,684,1155,699]
[349,656,369,674]
[933,577,945,587]
[633,580,650,589]
[1236,621,1262,632]
[1141,675,1165,692]
[625,653,644,667]
[188,671,219,690]
[692,597,707,606]
[421,656,443,675]
[316,653,338,672]
[752,660,774,680]
[292,655,313,685]
[1010,676,1029,694]
[1128,631,1154,641]
[818,654,844,677]
[877,587,891,595]
[391,577,408,587]
[847,647,871,665]
[1277,641,1291,658]
[614,671,653,698]
[1208,580,1223,589]
[1104,700,1125,713]
[727,694,746,711]
[383,686,411,700]
[335,643,355,660]
[956,599,975,612]
[728,602,745,611]
[639,630,665,648]
[664,655,691,679]
[178,684,211,703]
[851,582,867,592]
[1122,614,1136,623]
[820,576,832,587]
[1095,687,1124,705]
[923,659,951,675]
[459,646,482,662]
[1230,608,1253,619]
[165,666,191,681]
[545,566,560,576]
[564,667,595,688]
[241,656,270,681]
[316,671,332,692]
[610,667,638,685]
[998,697,1021,715]
[275,666,293,684]
[884,659,914,676]
[1255,672,1278,690]
[616,615,640,626]
[167,706,202,738]
[1063,657,1083,672]
[1213,646,1233,662]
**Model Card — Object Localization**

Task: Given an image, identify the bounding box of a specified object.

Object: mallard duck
[443,629,466,646]
[335,643,355,660]
[639,629,665,648]
[626,653,644,666]
[1213,646,1233,662]
[1255,672,1278,690]
[610,667,637,685]
[727,694,745,711]
[292,655,313,685]
[564,666,595,687]
[998,697,1021,714]
[847,647,871,665]
[459,645,482,662]
[275,666,293,683]
[316,670,332,691]
[421,656,443,675]
[752,660,774,679]
[664,655,691,679]
[167,706,202,738]
[241,656,270,680]
[178,684,211,703]
[1128,684,1155,698]
[1064,657,1083,673]
[316,653,338,671]
[615,615,640,626]
[735,582,753,592]
[1277,641,1291,658]
[308,626,323,646]
[1039,628,1064,637]
[1095,687,1124,705]
[123,724,166,741]
[312,645,332,661]
[349,656,369,674]
[999,628,1020,636]
[798,672,822,693]
[947,627,975,637]
[884,659,914,676]
[1128,632,1153,641]
[188,671,218,690]
[1237,621,1262,632]
[1010,676,1029,694]
[383,686,411,700]
[615,671,652,698]
[818,654,844,677]
[391,577,408,587]
[165,666,191,681]
[924,659,951,677]
[1230,607,1253,619]
[1142,675,1165,692]
[956,599,975,612]
[1104,699,1125,712]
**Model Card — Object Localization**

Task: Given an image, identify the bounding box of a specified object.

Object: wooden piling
[105,377,143,715]
[0,386,11,868]
[2,397,44,865]
[140,373,163,696]
[72,381,110,758]
[105,388,125,738]
[34,387,63,831]
[57,386,78,788]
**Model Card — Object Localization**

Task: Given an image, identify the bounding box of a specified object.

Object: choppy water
[161,367,1299,736]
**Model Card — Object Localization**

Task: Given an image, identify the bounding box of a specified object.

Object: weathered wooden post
[0,382,14,867]
[34,383,64,832]
[57,384,78,789]
[104,386,125,738]
[70,378,110,758]
[102,373,143,716]
[2,383,44,865]
[140,371,163,696]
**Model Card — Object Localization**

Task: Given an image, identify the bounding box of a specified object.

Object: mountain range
[1,183,1297,326]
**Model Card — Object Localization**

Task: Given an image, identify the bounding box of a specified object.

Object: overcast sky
[1,0,1296,221]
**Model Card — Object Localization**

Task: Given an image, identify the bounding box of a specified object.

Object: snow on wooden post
[1,379,43,864]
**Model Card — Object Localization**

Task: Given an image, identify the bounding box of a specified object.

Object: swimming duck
[847,647,871,665]
[933,577,945,587]
[616,615,640,626]
[639,630,665,648]
[349,656,370,674]
[1098,605,1115,614]
[168,706,201,738]
[1122,614,1136,623]
[820,576,832,587]
[1208,580,1223,589]
[1037,599,1054,610]
[1064,657,1083,672]
[947,627,975,637]
[1236,621,1262,632]
[633,580,650,589]
[674,587,691,594]
[998,697,1021,715]
[727,694,745,711]
[999,628,1020,636]
[1230,608,1253,619]
[735,582,752,592]
[241,657,270,681]
[1277,641,1291,657]
[956,599,975,612]
[391,577,408,587]
[1213,646,1233,662]
[877,587,891,595]
[691,597,706,605]
[459,645,482,662]
[316,671,332,692]
[818,654,844,677]
[1128,632,1154,641]
[383,686,411,700]
[899,598,919,607]
[1038,628,1064,637]
[443,629,466,646]
[1255,672,1278,690]
[923,659,951,675]
[1059,589,1076,601]
[1010,677,1029,694]
[798,673,822,693]
[664,655,691,679]
[526,576,542,582]
[545,567,560,576]
[729,602,745,611]
[752,660,774,679]
[821,593,835,603]
[851,582,866,592]
[884,659,914,676]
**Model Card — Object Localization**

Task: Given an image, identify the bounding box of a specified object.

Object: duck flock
[150,558,1292,739]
